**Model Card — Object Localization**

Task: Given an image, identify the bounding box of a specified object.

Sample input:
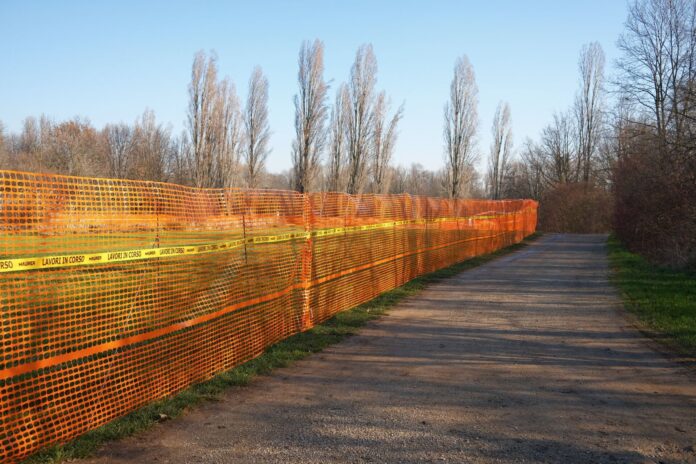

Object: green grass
[608,235,696,356]
[22,233,539,464]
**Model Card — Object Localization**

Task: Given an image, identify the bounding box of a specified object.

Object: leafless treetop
[444,55,478,198]
[292,39,329,193]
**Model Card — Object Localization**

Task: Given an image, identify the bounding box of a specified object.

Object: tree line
[0,36,611,202]
[498,0,694,268]
[612,0,696,268]
[0,41,498,198]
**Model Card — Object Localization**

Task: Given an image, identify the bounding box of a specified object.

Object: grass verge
[608,235,696,357]
[24,233,539,463]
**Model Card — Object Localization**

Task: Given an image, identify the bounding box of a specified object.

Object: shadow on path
[85,234,696,464]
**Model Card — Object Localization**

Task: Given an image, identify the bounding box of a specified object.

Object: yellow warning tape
[0,212,524,274]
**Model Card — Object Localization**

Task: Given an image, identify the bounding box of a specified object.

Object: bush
[538,182,613,233]
[613,138,696,270]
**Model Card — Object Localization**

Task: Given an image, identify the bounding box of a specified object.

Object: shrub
[538,182,613,233]
[613,139,696,270]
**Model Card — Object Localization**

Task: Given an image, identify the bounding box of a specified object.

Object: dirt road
[84,234,696,464]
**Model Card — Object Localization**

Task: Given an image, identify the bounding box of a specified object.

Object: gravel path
[83,234,696,464]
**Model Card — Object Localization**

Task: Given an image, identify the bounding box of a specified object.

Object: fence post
[241,192,248,265]
[425,196,430,275]
[300,193,313,330]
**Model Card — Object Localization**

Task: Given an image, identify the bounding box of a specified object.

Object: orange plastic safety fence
[0,170,537,462]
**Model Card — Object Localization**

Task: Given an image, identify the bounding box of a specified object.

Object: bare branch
[444,55,478,198]
[243,66,271,188]
[487,101,513,199]
[327,84,348,192]
[345,44,378,194]
[291,39,329,193]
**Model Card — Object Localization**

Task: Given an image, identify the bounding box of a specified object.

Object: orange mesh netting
[0,170,537,462]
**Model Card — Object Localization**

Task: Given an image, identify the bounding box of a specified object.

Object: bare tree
[327,84,348,192]
[612,0,696,266]
[388,164,407,193]
[243,66,271,188]
[42,118,107,177]
[19,117,41,155]
[213,77,244,188]
[517,139,546,200]
[404,163,442,196]
[370,92,404,193]
[540,111,576,185]
[187,51,243,188]
[466,167,487,198]
[170,131,194,185]
[131,109,173,182]
[262,169,292,190]
[12,115,53,172]
[188,51,218,187]
[3,114,180,183]
[487,101,513,199]
[103,123,134,178]
[575,42,605,183]
[617,0,696,145]
[291,39,329,193]
[345,44,378,194]
[444,56,478,198]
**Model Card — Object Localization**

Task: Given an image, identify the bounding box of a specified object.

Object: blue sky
[0,1,629,173]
